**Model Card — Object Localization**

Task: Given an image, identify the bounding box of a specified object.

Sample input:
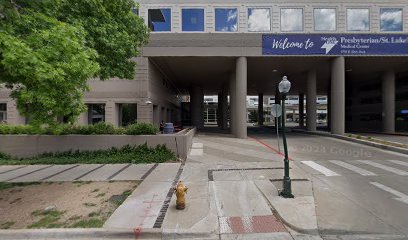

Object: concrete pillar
[221,83,229,130]
[258,93,264,125]
[137,103,153,123]
[235,57,247,138]
[229,72,236,133]
[190,85,204,129]
[307,70,317,131]
[105,101,119,126]
[217,92,222,127]
[331,57,345,135]
[299,93,305,127]
[382,71,395,133]
[6,100,26,125]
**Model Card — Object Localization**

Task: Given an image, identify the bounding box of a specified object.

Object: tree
[0,0,149,125]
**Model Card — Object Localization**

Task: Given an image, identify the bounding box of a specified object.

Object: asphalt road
[249,127,408,238]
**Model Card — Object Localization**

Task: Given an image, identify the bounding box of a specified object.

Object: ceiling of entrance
[151,56,408,95]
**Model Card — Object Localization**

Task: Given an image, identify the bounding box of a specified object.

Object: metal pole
[276,117,281,153]
[280,94,294,198]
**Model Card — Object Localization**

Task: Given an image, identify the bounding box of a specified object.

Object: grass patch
[0,143,175,165]
[69,218,104,228]
[1,221,15,229]
[96,193,105,198]
[83,202,97,207]
[28,210,65,229]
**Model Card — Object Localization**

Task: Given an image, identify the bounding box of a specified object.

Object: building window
[88,104,105,124]
[347,8,370,31]
[148,8,171,32]
[215,8,238,32]
[182,8,204,32]
[248,8,271,32]
[0,103,6,123]
[281,8,303,32]
[314,8,336,31]
[119,104,137,126]
[380,8,403,31]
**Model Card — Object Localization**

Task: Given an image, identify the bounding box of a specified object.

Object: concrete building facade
[1,0,408,137]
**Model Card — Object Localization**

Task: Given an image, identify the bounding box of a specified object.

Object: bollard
[174,181,188,210]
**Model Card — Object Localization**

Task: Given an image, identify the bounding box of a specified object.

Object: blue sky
[152,8,171,31]
[380,8,403,31]
[215,8,238,32]
[182,9,204,31]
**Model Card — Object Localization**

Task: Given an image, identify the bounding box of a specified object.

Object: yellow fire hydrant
[174,181,188,210]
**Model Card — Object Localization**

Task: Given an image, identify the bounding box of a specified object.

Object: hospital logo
[321,37,338,54]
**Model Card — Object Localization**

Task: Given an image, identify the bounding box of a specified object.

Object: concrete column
[258,93,264,125]
[76,111,88,125]
[235,57,247,138]
[190,85,204,129]
[299,93,305,127]
[6,100,25,125]
[137,103,153,123]
[221,83,229,130]
[217,92,222,127]
[382,71,395,133]
[229,72,236,133]
[331,57,345,135]
[105,101,119,126]
[307,70,317,131]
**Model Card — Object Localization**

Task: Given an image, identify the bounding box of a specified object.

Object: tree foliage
[0,0,149,125]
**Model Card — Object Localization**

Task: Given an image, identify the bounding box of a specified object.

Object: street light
[279,76,294,198]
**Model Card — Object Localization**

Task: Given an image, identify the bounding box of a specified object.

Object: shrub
[126,123,159,135]
[0,122,160,135]
[0,144,176,165]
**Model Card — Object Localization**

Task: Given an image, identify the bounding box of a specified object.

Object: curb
[271,208,319,235]
[292,129,408,156]
[0,228,162,240]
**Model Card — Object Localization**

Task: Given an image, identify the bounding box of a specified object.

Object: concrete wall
[0,128,196,159]
[140,0,408,34]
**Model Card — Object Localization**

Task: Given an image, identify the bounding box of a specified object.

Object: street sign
[271,104,282,118]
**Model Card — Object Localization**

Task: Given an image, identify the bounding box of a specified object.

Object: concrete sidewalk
[0,133,321,239]
[89,133,320,239]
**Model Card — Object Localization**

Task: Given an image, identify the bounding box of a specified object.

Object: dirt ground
[0,181,140,229]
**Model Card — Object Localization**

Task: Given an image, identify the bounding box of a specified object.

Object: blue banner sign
[262,34,408,55]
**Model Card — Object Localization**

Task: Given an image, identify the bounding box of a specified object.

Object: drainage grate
[219,215,287,234]
[270,178,309,182]
[153,162,185,228]
[208,167,286,181]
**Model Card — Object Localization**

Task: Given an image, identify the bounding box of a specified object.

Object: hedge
[0,122,159,135]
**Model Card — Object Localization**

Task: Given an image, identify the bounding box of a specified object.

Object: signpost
[262,34,408,56]
[271,104,282,153]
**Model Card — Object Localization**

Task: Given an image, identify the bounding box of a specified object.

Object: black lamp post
[279,76,294,198]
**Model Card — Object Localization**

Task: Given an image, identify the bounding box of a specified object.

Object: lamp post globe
[279,76,291,94]
[278,75,294,199]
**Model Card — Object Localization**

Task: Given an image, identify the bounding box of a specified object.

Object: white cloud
[281,9,303,32]
[314,9,336,31]
[227,9,237,22]
[381,9,402,23]
[347,9,369,31]
[248,8,271,32]
[381,9,402,31]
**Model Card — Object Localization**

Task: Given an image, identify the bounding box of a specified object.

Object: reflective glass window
[182,9,204,31]
[148,8,171,32]
[281,8,303,32]
[314,8,336,31]
[215,8,238,32]
[347,8,370,31]
[380,8,403,31]
[248,8,271,32]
